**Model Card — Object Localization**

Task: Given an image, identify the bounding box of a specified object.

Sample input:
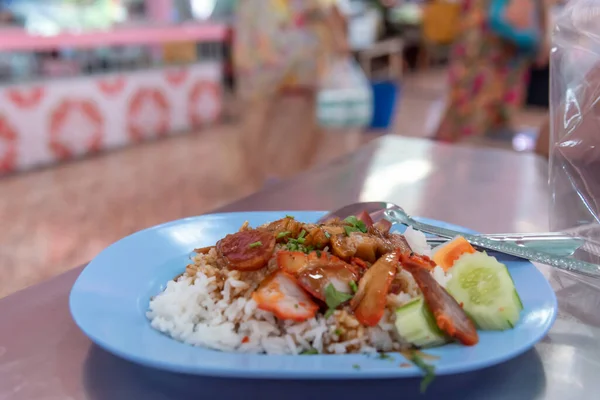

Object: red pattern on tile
[0,115,18,173]
[48,99,104,160]
[97,76,126,96]
[6,87,45,109]
[127,88,170,142]
[165,69,189,86]
[188,80,222,127]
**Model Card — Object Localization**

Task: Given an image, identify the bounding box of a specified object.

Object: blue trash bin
[369,80,400,129]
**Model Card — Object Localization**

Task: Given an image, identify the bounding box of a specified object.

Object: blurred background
[0,0,561,297]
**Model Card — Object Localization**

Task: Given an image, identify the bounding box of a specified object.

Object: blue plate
[69,211,557,379]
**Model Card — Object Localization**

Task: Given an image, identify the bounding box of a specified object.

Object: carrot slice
[252,271,318,322]
[432,236,476,271]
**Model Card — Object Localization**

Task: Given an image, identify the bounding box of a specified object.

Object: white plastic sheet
[550,1,600,272]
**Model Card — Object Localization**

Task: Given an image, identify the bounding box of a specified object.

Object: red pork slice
[296,254,360,301]
[350,251,399,326]
[400,253,479,346]
[277,251,360,300]
[216,229,276,271]
[277,251,309,274]
[372,219,392,235]
[356,211,374,227]
[252,271,318,322]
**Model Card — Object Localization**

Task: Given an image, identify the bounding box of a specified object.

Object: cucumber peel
[394,296,448,348]
[446,252,523,331]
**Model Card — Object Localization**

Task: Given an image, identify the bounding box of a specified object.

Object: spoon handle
[386,210,600,278]
[426,234,585,257]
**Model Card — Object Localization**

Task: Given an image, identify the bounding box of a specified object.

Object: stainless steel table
[1,136,598,400]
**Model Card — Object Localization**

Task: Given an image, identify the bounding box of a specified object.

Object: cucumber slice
[446,252,523,331]
[395,296,448,348]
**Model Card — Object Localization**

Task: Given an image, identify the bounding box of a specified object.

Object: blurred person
[233,0,348,185]
[434,0,549,142]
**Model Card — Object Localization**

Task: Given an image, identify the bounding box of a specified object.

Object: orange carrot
[432,236,476,271]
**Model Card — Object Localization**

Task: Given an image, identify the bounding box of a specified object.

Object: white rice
[403,226,432,257]
[147,229,451,355]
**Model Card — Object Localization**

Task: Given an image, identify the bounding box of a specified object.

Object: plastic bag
[550,1,600,284]
[316,57,373,129]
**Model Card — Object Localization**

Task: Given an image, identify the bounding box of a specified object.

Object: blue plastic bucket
[369,80,399,129]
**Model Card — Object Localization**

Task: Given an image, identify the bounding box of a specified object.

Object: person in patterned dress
[233,0,347,184]
[434,0,549,142]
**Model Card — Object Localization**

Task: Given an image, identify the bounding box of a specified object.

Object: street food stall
[0,0,231,175]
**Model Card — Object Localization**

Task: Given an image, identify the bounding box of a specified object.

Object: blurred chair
[418,0,461,69]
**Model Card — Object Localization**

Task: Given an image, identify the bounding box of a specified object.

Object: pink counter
[0,24,228,176]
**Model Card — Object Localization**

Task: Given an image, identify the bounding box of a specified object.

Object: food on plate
[432,235,477,271]
[394,296,448,348]
[401,253,479,346]
[351,251,399,326]
[216,229,276,271]
[147,214,522,356]
[446,251,523,330]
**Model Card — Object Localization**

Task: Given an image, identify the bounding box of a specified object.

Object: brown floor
[0,68,547,298]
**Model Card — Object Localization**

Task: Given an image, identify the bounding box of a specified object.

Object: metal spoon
[317,202,600,277]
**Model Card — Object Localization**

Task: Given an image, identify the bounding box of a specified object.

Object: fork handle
[386,210,600,278]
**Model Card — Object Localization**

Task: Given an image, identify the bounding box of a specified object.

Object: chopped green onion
[334,328,342,336]
[409,351,436,393]
[343,216,368,235]
[349,280,358,293]
[277,231,291,239]
[324,231,331,239]
[298,230,307,239]
[352,364,361,370]
[248,241,262,248]
[301,348,318,355]
[344,216,359,225]
[286,215,295,219]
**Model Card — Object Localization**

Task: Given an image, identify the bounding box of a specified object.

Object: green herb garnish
[286,215,295,219]
[344,226,360,236]
[344,216,368,233]
[301,348,319,355]
[277,231,291,239]
[349,280,358,293]
[352,364,361,370]
[316,250,322,258]
[324,231,331,239]
[324,284,353,318]
[378,352,394,361]
[248,241,262,248]
[409,351,436,393]
[285,230,313,254]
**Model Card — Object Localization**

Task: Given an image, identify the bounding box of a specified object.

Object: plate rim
[69,211,558,379]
